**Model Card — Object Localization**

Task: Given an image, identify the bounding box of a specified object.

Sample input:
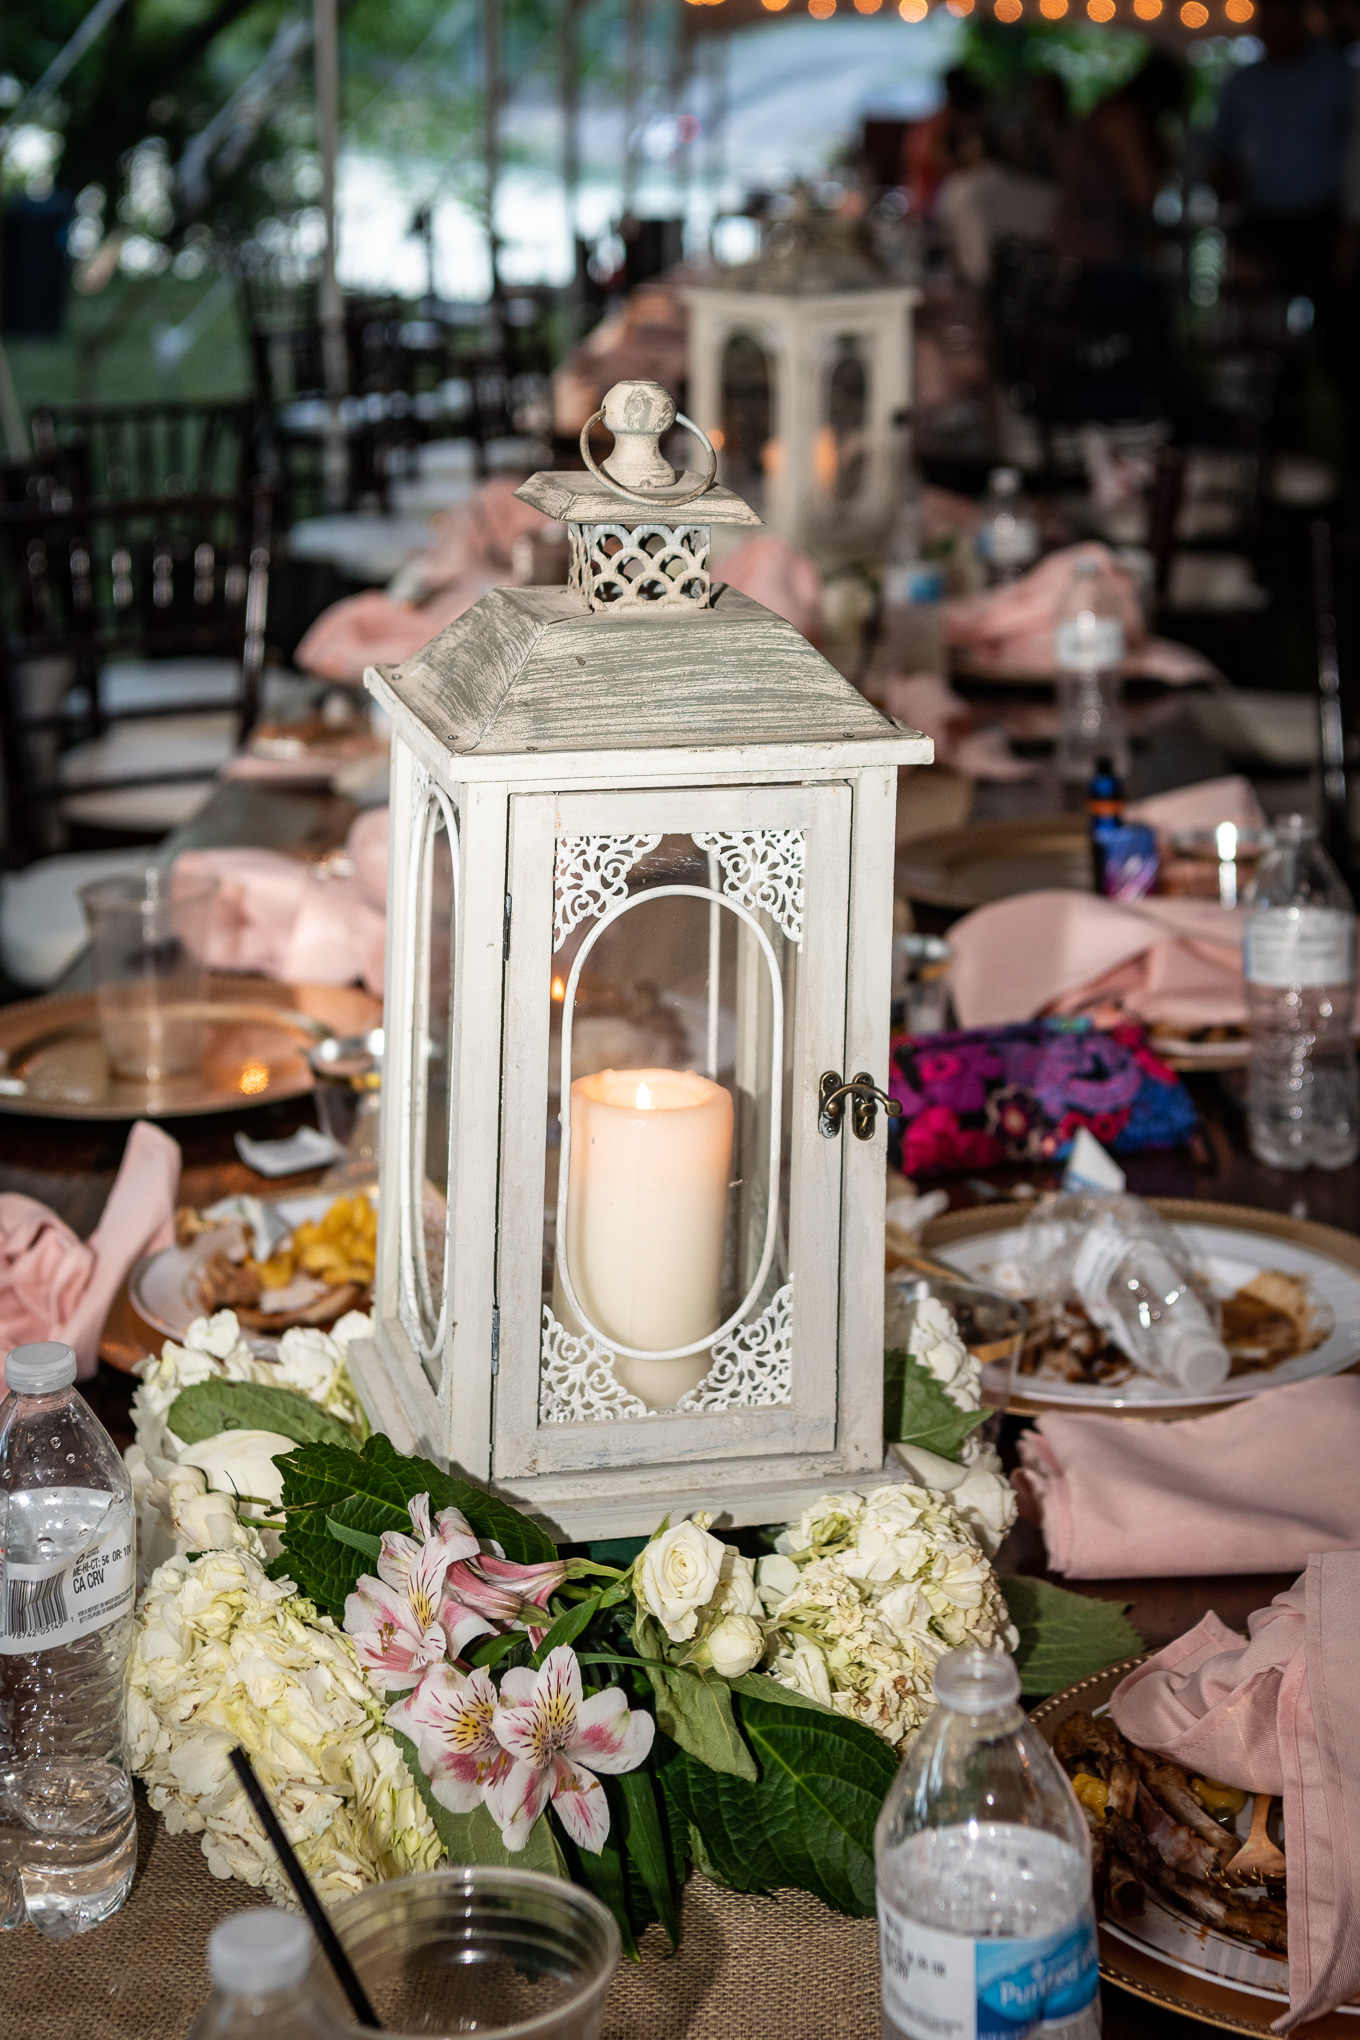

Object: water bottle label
[0,1496,134,1655]
[878,1904,1100,2040]
[1056,619,1124,671]
[1244,909,1353,988]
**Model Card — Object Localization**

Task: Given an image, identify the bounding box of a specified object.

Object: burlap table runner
[0,1792,882,2039]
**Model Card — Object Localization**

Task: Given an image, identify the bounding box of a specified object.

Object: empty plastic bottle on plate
[876,1647,1101,2040]
[0,1341,137,1937]
[1025,1192,1230,1394]
[186,1910,343,2038]
[1244,813,1359,1171]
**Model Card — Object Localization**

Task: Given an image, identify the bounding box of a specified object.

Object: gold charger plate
[897,813,1092,911]
[1031,1660,1352,2036]
[0,976,379,1120]
[921,1197,1360,1420]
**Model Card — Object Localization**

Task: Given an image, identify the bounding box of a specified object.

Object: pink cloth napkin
[948,888,1244,1030]
[0,1121,180,1381]
[717,533,824,643]
[943,541,1217,683]
[295,477,557,683]
[1014,1378,1360,1580]
[1109,1551,1360,2029]
[176,806,388,997]
[1128,775,1266,836]
[882,671,1035,782]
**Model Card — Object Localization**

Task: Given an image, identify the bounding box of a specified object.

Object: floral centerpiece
[124,1296,1138,1945]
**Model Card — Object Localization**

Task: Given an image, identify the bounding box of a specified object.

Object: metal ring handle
[578,407,718,511]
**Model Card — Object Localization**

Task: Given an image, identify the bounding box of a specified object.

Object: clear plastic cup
[78,867,220,1082]
[317,1869,620,2039]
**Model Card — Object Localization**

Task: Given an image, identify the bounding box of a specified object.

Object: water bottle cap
[1172,1330,1231,1394]
[5,1342,77,1395]
[208,1909,312,1996]
[932,1645,1021,1714]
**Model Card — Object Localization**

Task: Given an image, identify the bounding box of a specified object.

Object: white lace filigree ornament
[693,829,805,946]
[539,1307,647,1423]
[553,834,661,951]
[676,1284,793,1412]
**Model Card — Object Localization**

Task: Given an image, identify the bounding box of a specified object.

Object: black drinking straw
[229,1744,383,2030]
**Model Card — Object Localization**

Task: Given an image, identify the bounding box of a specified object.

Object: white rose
[907,1298,980,1411]
[636,1520,725,1642]
[713,1550,760,1618]
[755,1554,801,1614]
[889,1448,1015,1559]
[771,1636,833,1708]
[703,1613,764,1678]
[179,1430,295,1511]
[176,1488,249,1552]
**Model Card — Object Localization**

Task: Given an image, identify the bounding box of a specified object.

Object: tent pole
[314,0,348,510]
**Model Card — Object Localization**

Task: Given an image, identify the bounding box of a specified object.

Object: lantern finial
[514,381,760,615]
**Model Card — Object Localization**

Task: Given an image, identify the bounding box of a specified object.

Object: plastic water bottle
[1245,814,1359,1171]
[876,1648,1100,2040]
[0,1342,137,1937]
[1055,557,1128,784]
[186,1910,342,2038]
[977,467,1039,585]
[1025,1192,1229,1393]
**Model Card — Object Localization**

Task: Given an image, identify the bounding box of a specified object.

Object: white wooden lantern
[686,221,918,571]
[356,380,930,1539]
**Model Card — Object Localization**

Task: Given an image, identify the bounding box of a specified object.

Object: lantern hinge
[503,893,512,961]
[491,1306,500,1376]
[818,1069,903,1141]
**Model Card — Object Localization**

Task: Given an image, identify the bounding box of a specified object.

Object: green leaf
[273,1433,557,1621]
[567,1821,638,1961]
[468,1633,524,1671]
[617,1767,679,1949]
[167,1379,359,1452]
[883,1350,988,1462]
[532,1592,602,1668]
[390,1726,567,1879]
[631,1609,756,1783]
[657,1680,898,1918]
[326,1516,382,1560]
[1000,1576,1143,1697]
[588,1536,647,1568]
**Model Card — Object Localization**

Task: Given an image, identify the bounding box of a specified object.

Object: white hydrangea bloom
[761,1482,1017,1750]
[128,1311,373,1574]
[128,1549,442,1903]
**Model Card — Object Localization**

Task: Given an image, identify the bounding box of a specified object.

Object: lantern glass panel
[720,331,775,514]
[406,789,456,1366]
[821,336,868,502]
[544,833,794,1412]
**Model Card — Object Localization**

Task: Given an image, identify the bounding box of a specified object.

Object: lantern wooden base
[346,1336,891,1540]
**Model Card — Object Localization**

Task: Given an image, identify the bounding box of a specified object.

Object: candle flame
[551,976,565,1002]
[635,1081,653,1111]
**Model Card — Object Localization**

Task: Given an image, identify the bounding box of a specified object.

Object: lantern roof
[370,583,925,766]
[689,211,901,298]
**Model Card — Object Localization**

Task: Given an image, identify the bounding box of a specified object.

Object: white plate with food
[923,1198,1360,1415]
[131,1190,377,1340]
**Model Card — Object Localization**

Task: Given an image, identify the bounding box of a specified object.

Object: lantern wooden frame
[353,388,930,1539]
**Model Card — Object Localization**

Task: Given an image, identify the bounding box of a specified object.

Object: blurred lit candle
[1216,821,1238,909]
[565,1066,733,1406]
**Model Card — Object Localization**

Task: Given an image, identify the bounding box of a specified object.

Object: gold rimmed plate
[1031,1661,1354,2035]
[922,1198,1360,1420]
[0,977,379,1120]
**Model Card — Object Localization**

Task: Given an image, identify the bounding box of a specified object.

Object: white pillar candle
[565,1066,734,1406]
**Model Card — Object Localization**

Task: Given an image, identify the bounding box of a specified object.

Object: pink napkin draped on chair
[1013,1378,1360,1580]
[0,1121,180,1381]
[174,806,389,998]
[1109,1550,1360,2029]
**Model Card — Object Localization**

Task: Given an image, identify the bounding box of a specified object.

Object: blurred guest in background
[1053,53,1185,264]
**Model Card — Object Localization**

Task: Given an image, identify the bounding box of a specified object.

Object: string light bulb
[1039,0,1067,17]
[1133,0,1161,15]
[1225,0,1253,16]
[854,0,883,11]
[995,0,1023,18]
[809,0,836,14]
[898,0,928,17]
[1180,1,1207,22]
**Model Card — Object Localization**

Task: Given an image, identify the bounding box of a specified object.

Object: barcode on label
[7,1571,69,1638]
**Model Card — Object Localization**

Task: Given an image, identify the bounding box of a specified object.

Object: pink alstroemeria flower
[444,1553,567,1640]
[388,1663,514,1812]
[489,1646,654,1854]
[344,1496,491,1690]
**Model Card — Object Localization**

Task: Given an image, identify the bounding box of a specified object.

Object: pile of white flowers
[127,1310,370,1573]
[632,1297,1019,1752]
[128,1548,442,1902]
